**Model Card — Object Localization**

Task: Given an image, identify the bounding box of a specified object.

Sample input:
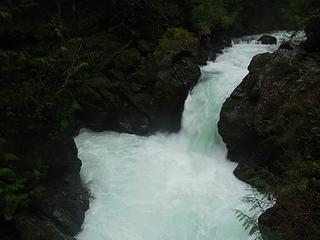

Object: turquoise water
[75,32,294,240]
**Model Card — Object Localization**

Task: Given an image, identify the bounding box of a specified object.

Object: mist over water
[75,32,292,240]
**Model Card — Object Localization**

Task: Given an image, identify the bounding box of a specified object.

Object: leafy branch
[234,190,275,240]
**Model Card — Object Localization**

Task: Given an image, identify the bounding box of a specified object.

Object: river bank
[219,18,320,240]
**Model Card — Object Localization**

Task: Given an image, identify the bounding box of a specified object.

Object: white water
[75,32,292,240]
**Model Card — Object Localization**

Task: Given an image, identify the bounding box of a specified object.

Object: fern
[73,62,89,75]
[0,150,32,221]
[234,190,275,240]
[58,46,70,57]
[233,209,263,240]
[3,153,18,162]
[3,192,29,221]
[241,192,275,212]
[0,10,12,19]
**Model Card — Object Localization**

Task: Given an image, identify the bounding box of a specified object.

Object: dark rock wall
[218,29,320,240]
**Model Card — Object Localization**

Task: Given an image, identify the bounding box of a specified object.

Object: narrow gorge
[1,1,319,240]
[75,32,291,240]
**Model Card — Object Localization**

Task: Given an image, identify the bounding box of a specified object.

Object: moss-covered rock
[154,27,199,66]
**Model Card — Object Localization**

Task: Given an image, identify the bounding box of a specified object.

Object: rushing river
[75,32,295,240]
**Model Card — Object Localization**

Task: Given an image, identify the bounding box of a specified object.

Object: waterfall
[75,32,294,240]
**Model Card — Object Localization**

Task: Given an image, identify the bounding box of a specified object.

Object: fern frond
[0,10,12,19]
[4,153,19,162]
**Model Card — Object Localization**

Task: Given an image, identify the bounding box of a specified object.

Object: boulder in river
[258,35,277,44]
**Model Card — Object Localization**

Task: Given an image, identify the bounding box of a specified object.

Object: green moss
[241,165,276,193]
[0,152,28,221]
[154,27,199,63]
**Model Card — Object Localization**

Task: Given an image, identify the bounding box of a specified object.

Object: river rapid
[75,32,295,240]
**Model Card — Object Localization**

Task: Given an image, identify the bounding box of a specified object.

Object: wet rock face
[279,42,294,50]
[218,42,320,240]
[258,35,277,45]
[31,175,89,237]
[75,58,200,135]
[153,57,200,132]
[218,43,310,168]
[75,60,200,135]
[6,136,90,240]
[15,212,76,240]
[75,28,201,135]
[258,207,288,240]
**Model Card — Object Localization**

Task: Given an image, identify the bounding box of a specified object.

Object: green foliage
[234,209,262,240]
[0,13,92,221]
[47,18,66,42]
[155,27,199,63]
[234,191,274,240]
[149,0,185,39]
[188,0,240,36]
[33,169,41,178]
[220,12,238,28]
[4,153,18,162]
[0,152,29,221]
[189,0,216,36]
[0,35,90,134]
[0,168,16,178]
[282,0,320,28]
[0,9,12,19]
[0,139,47,221]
